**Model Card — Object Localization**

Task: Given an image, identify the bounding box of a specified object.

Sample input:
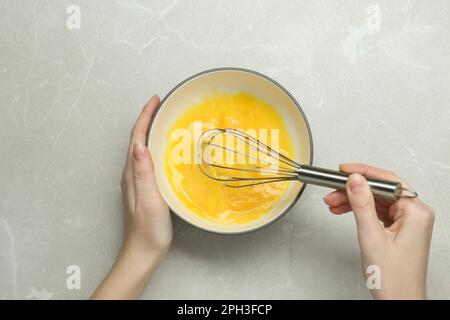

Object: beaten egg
[164,92,294,225]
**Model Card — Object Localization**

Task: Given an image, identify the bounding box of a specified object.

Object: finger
[132,142,159,212]
[324,190,390,218]
[323,190,348,207]
[390,199,434,248]
[128,95,160,155]
[340,163,408,187]
[121,167,135,211]
[329,203,352,215]
[124,95,160,174]
[327,199,393,225]
[346,174,385,243]
[388,197,432,224]
[122,96,160,205]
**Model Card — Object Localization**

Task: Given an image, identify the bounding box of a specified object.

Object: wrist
[91,242,163,300]
[119,238,166,271]
[372,283,427,300]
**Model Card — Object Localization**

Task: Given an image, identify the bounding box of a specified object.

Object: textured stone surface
[0,0,449,299]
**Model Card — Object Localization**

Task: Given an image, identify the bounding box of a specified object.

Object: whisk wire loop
[197,128,299,188]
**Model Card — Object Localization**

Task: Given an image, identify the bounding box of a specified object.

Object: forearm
[91,246,162,300]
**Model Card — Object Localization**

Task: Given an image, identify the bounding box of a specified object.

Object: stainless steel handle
[297,165,417,200]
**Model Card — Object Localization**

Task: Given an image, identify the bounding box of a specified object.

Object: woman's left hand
[92,95,172,299]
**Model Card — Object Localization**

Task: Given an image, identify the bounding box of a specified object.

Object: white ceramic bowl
[148,68,313,234]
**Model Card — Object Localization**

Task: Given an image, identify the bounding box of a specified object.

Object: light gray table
[1,0,449,299]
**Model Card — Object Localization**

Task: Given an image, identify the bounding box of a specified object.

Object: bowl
[147,67,313,234]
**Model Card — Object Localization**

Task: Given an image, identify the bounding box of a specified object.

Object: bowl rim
[146,67,314,235]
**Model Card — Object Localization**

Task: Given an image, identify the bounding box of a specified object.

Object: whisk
[197,128,418,200]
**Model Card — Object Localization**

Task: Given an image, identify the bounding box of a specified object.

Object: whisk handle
[297,165,416,200]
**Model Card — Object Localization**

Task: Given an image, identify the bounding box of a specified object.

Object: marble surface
[1,0,449,299]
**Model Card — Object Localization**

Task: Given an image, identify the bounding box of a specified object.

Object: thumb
[346,174,384,243]
[132,142,158,209]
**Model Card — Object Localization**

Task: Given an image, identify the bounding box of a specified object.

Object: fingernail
[323,193,333,203]
[348,174,363,193]
[133,143,147,160]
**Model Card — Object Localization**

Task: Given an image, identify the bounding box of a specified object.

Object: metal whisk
[197,128,418,200]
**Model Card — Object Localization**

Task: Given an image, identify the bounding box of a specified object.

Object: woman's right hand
[323,163,434,299]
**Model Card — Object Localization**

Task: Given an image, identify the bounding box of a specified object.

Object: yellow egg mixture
[165,92,294,224]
